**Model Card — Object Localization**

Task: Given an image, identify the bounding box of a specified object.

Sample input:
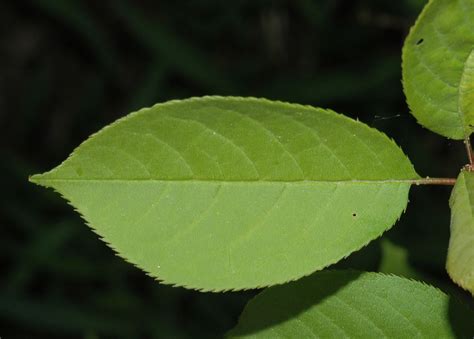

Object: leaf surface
[447,170,474,295]
[228,271,474,338]
[402,0,474,139]
[30,97,418,291]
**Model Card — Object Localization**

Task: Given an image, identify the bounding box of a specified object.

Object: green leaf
[379,239,421,280]
[228,271,474,338]
[447,170,474,295]
[402,0,474,139]
[30,97,418,291]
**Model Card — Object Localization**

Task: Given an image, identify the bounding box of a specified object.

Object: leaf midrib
[30,177,417,184]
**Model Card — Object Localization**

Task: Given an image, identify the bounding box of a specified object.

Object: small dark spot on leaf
[416,38,424,45]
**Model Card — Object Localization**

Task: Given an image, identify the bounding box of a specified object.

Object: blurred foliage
[1,0,472,337]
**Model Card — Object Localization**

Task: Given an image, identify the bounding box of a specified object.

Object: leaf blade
[402,0,474,139]
[447,170,474,295]
[31,97,418,291]
[228,271,474,338]
[35,179,412,291]
[31,97,418,182]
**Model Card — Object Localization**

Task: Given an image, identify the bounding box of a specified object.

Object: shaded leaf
[30,97,418,291]
[447,170,474,295]
[379,239,421,280]
[402,0,474,139]
[228,271,474,338]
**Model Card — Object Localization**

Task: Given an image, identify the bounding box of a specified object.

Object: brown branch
[464,136,474,170]
[413,177,457,186]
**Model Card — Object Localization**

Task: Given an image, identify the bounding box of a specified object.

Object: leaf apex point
[29,174,43,184]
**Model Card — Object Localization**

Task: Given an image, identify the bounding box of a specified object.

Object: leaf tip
[29,173,50,187]
[29,173,41,184]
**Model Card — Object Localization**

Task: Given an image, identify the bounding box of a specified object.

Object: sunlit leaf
[402,0,474,139]
[30,97,418,291]
[228,271,474,338]
[447,170,474,295]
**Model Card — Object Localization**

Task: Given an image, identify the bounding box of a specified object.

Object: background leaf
[379,239,421,279]
[31,96,418,291]
[447,170,474,295]
[228,271,474,338]
[402,0,474,139]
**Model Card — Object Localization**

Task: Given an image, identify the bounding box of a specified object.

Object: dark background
[1,0,472,338]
